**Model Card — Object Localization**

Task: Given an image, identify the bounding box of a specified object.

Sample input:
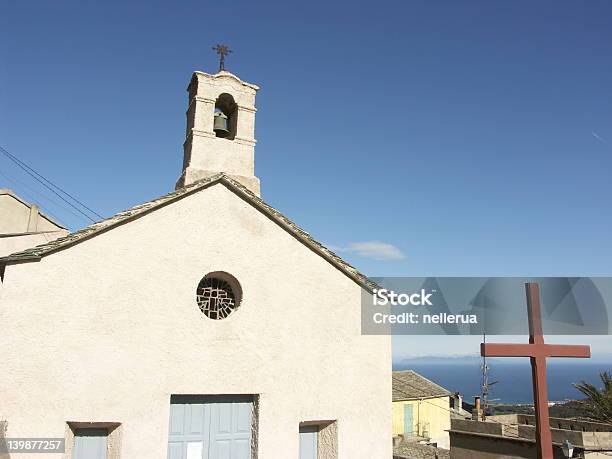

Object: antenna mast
[481,333,499,420]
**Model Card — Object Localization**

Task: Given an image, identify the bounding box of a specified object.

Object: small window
[72,428,108,459]
[299,425,318,459]
[299,421,337,459]
[67,422,120,459]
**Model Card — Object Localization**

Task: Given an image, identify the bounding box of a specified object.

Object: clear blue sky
[1,1,611,356]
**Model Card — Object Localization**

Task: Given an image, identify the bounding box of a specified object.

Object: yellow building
[392,370,452,448]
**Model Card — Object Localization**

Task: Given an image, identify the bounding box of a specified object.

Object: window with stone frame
[299,421,338,459]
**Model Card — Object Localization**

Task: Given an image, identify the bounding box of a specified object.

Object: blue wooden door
[299,426,317,459]
[167,396,252,459]
[72,428,107,459]
[403,405,414,435]
[208,401,251,459]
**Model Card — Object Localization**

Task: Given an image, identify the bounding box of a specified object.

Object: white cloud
[332,241,407,261]
[592,131,607,143]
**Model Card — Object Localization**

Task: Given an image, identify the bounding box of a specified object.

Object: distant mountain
[490,399,595,420]
[395,353,612,366]
[395,355,482,367]
[549,399,596,419]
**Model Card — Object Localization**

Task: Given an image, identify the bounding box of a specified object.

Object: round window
[196,272,242,320]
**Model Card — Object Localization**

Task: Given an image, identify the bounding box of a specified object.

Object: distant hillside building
[393,370,453,448]
[449,414,612,458]
[0,189,68,258]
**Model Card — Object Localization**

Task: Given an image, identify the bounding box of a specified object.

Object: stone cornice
[183,130,257,147]
[194,96,216,104]
[193,70,260,91]
[187,96,257,114]
[186,129,217,140]
[234,137,257,146]
[237,106,257,114]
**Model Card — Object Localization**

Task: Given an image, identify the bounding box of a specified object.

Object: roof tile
[393,370,452,401]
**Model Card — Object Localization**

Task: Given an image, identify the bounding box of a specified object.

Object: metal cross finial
[212,44,232,72]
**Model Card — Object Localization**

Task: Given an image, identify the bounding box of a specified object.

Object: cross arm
[544,344,591,358]
[481,343,591,358]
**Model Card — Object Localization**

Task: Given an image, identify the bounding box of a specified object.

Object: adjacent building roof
[0,188,67,231]
[393,370,452,401]
[0,174,377,292]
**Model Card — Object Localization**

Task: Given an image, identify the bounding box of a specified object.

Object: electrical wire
[0,145,103,222]
[0,167,85,225]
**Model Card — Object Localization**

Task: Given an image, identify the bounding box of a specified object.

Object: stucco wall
[0,184,391,458]
[392,397,450,448]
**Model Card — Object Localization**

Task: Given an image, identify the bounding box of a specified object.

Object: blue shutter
[404,404,414,435]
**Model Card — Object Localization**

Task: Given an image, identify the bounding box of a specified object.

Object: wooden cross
[212,44,232,72]
[481,282,591,459]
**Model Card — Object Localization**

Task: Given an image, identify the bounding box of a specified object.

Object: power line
[0,144,102,221]
[0,167,86,225]
[0,169,66,226]
[0,145,103,222]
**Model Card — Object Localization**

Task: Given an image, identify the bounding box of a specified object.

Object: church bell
[213,111,229,138]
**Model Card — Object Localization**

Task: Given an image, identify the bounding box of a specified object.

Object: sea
[394,356,612,404]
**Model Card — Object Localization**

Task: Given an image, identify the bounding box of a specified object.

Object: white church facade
[0,70,391,458]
